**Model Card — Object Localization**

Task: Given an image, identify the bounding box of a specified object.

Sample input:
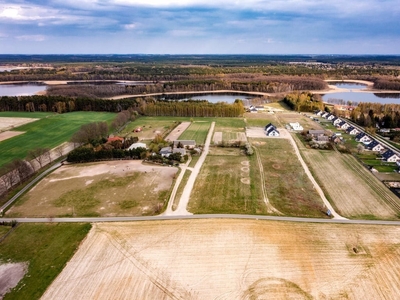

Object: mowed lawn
[188,148,267,214]
[0,111,115,168]
[251,138,327,218]
[178,121,211,144]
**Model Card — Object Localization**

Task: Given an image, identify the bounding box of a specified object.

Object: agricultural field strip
[253,146,281,214]
[288,133,344,219]
[342,154,400,212]
[301,149,397,219]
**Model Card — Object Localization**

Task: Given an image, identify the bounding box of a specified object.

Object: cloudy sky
[0,0,399,54]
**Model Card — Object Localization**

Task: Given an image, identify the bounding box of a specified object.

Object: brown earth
[42,219,400,300]
[0,131,25,142]
[0,117,38,131]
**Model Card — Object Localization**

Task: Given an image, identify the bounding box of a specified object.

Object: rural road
[2,214,400,226]
[167,121,215,215]
[0,162,62,212]
[285,130,346,219]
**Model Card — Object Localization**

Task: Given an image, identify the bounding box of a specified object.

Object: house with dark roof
[355,132,372,144]
[333,118,342,126]
[382,150,400,162]
[264,123,280,137]
[366,140,385,152]
[346,126,359,135]
[160,146,172,157]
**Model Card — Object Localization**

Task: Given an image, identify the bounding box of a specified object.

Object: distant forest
[0,95,244,117]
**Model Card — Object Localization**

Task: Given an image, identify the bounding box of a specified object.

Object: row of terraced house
[316,110,400,163]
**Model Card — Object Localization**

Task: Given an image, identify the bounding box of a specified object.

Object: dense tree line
[283,92,324,112]
[67,146,147,163]
[349,102,400,129]
[373,78,400,90]
[0,95,244,117]
[143,100,244,117]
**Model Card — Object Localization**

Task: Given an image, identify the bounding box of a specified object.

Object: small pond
[328,82,368,90]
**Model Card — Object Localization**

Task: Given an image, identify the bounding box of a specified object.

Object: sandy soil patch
[165,122,191,141]
[0,262,28,299]
[0,131,25,142]
[0,117,39,131]
[7,160,177,218]
[42,220,400,300]
[213,131,222,144]
[246,127,290,139]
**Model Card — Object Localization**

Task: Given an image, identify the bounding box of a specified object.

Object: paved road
[0,162,62,212]
[2,214,400,226]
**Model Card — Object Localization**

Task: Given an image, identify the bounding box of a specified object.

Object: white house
[382,150,400,162]
[367,141,385,152]
[289,122,303,131]
[333,118,342,126]
[327,114,336,121]
[266,127,280,136]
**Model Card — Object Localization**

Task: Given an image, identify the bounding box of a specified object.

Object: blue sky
[0,0,399,54]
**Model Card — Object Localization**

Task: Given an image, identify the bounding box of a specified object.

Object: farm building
[173,140,196,149]
[317,136,329,143]
[308,130,325,137]
[128,142,147,150]
[107,136,124,143]
[173,148,186,156]
[382,150,400,162]
[160,147,172,157]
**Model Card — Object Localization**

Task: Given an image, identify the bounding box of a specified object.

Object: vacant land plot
[277,112,323,131]
[0,117,38,132]
[189,147,266,214]
[251,138,326,217]
[0,131,25,142]
[178,121,211,145]
[0,223,90,300]
[42,220,400,300]
[301,149,399,219]
[120,117,184,140]
[7,161,177,218]
[244,112,277,127]
[0,111,115,169]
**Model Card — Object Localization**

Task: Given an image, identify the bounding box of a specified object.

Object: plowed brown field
[42,220,400,300]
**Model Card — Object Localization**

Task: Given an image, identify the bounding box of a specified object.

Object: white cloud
[124,23,136,29]
[16,34,46,41]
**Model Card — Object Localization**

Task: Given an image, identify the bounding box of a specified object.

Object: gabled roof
[346,126,355,132]
[382,149,398,159]
[266,127,279,135]
[356,132,366,139]
[366,140,381,150]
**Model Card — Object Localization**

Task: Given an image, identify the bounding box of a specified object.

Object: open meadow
[188,147,266,214]
[0,223,90,300]
[0,111,116,169]
[250,138,327,218]
[277,112,324,131]
[177,121,211,145]
[42,219,400,300]
[6,160,177,218]
[300,148,400,219]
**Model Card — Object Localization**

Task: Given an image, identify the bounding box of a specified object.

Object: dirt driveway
[165,122,191,141]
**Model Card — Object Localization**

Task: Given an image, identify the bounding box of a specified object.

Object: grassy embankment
[0,223,91,300]
[0,111,116,169]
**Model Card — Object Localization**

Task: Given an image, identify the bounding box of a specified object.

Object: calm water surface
[323,92,400,104]
[164,94,251,104]
[0,84,47,96]
[328,82,368,90]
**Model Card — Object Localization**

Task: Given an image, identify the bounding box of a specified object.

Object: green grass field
[189,148,267,214]
[252,138,327,218]
[178,121,211,144]
[0,112,115,169]
[0,223,91,300]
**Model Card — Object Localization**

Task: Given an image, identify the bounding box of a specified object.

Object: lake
[328,82,367,90]
[161,94,253,104]
[322,92,400,104]
[0,84,47,96]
